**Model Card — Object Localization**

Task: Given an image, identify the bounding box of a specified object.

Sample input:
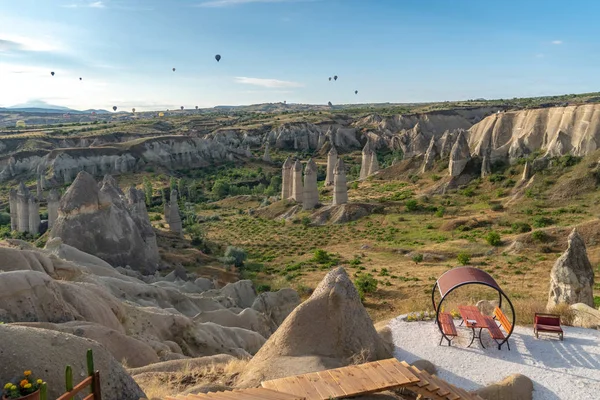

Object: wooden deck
[165,358,486,400]
[164,387,305,400]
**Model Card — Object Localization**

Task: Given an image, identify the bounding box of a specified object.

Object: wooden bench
[480,307,512,350]
[534,313,563,341]
[438,312,457,346]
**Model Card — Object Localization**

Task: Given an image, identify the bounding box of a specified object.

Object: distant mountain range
[0,100,110,114]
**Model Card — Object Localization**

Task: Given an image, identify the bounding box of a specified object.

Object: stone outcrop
[421,136,438,173]
[473,373,533,400]
[368,149,379,176]
[291,160,303,203]
[469,104,600,163]
[126,186,160,260]
[0,324,146,400]
[439,130,457,159]
[333,159,348,206]
[237,267,391,387]
[28,196,40,234]
[547,229,595,309]
[47,188,60,228]
[481,150,492,178]
[325,146,338,186]
[9,189,17,231]
[448,131,471,177]
[570,303,600,329]
[281,156,292,200]
[16,182,30,232]
[49,171,160,273]
[303,159,319,210]
[522,161,532,181]
[168,189,183,235]
[262,143,272,162]
[359,141,372,180]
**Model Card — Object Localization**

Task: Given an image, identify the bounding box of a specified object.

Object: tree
[412,253,424,264]
[486,231,502,246]
[457,252,471,265]
[212,180,230,198]
[177,178,186,199]
[143,177,153,206]
[224,246,247,267]
[354,273,378,301]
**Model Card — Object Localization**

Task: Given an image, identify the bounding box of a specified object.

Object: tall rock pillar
[16,182,30,233]
[333,159,348,206]
[9,189,18,231]
[291,160,303,203]
[367,150,379,176]
[48,189,60,229]
[168,189,183,234]
[359,141,372,180]
[325,146,338,186]
[303,159,319,210]
[28,197,40,234]
[448,131,471,177]
[281,157,292,200]
[422,137,438,173]
[262,143,272,162]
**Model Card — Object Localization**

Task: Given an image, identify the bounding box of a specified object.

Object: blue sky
[1,0,600,111]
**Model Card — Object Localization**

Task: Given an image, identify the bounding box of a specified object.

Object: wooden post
[65,365,73,400]
[86,349,95,395]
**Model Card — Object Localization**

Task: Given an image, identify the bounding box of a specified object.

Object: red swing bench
[534,313,564,341]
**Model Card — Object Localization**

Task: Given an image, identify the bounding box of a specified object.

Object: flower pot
[2,389,40,400]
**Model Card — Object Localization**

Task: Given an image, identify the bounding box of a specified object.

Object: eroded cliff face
[468,104,600,163]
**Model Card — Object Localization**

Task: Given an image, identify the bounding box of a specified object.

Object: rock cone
[547,228,595,309]
[237,267,391,387]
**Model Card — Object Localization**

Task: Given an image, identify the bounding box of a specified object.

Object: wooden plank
[327,367,361,396]
[315,370,348,398]
[294,374,324,400]
[342,365,378,392]
[389,360,420,384]
[244,388,304,400]
[376,359,418,385]
[56,376,94,400]
[304,371,342,399]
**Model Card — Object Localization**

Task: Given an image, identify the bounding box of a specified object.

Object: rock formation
[168,189,183,235]
[36,175,43,198]
[325,146,338,186]
[367,149,379,176]
[333,159,348,206]
[237,267,391,387]
[47,189,60,228]
[570,303,600,329]
[281,156,292,200]
[439,130,457,159]
[421,137,438,173]
[448,131,471,177]
[16,182,30,233]
[473,374,533,400]
[291,160,303,203]
[302,159,319,210]
[359,141,372,180]
[0,325,146,400]
[547,228,595,309]
[522,161,532,181]
[9,189,17,231]
[28,196,40,234]
[49,171,160,273]
[126,186,160,260]
[262,143,272,162]
[481,151,492,178]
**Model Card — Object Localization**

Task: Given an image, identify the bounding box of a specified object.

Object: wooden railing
[56,349,102,400]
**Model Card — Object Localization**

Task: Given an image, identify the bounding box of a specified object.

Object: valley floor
[389,318,600,400]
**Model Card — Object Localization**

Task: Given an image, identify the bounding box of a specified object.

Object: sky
[1,0,600,111]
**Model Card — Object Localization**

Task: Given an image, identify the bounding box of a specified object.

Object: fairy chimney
[333,159,348,206]
[325,146,338,186]
[47,189,60,229]
[291,160,304,203]
[281,157,293,200]
[303,159,319,210]
[359,141,372,180]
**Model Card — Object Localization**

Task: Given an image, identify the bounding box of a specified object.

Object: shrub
[224,246,247,267]
[488,174,505,183]
[532,216,553,228]
[350,182,359,190]
[511,222,532,233]
[0,212,10,226]
[431,174,441,182]
[486,231,502,246]
[405,199,420,212]
[460,187,476,197]
[435,207,445,217]
[412,254,424,264]
[256,284,271,293]
[531,230,548,242]
[489,203,504,212]
[354,273,378,301]
[457,252,471,265]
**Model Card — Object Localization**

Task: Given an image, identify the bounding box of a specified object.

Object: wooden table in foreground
[457,305,490,348]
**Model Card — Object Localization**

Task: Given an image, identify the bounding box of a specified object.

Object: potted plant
[3,371,45,400]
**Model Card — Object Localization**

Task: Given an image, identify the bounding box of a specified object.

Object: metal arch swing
[431,267,516,350]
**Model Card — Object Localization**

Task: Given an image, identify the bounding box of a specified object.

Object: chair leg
[507,341,510,351]
[560,333,564,341]
[439,335,443,346]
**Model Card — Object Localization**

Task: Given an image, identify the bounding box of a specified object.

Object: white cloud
[0,34,64,53]
[61,1,106,8]
[198,0,316,7]
[551,40,563,45]
[234,77,304,88]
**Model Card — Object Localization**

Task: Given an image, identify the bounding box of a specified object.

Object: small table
[458,305,489,348]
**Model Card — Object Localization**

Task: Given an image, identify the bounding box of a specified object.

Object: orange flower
[23,371,32,377]
[20,379,28,387]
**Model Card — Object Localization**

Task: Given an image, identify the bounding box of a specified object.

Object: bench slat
[439,312,457,336]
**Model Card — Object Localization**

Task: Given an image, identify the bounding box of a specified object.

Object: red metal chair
[534,313,563,341]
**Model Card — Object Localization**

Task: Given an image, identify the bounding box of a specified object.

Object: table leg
[478,328,485,349]
[467,328,476,348]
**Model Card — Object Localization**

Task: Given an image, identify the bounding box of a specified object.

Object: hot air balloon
[79,77,82,81]
[328,77,332,81]
[215,54,221,62]
[328,101,333,107]
[50,72,55,76]
[181,106,184,111]
[334,75,338,81]
[112,106,117,112]
[195,106,198,110]
[355,90,358,95]
[159,112,164,117]
[132,108,136,113]
[172,67,176,72]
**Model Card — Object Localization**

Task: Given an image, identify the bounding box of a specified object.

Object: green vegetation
[486,231,502,246]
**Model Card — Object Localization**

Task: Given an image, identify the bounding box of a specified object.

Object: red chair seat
[536,324,563,333]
